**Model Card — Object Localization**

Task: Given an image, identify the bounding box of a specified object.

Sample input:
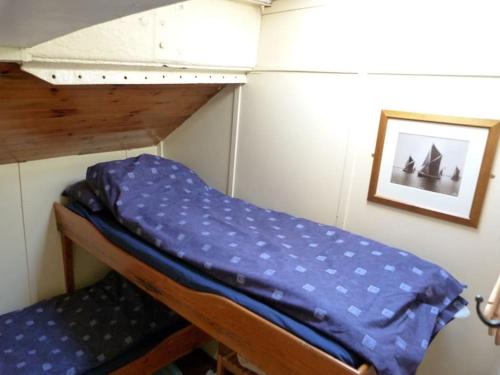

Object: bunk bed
[54,202,373,375]
[53,154,467,375]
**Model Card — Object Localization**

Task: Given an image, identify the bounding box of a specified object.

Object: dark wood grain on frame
[367,110,500,227]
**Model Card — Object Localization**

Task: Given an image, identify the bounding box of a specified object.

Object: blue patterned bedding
[86,154,467,375]
[0,272,187,375]
[68,201,361,368]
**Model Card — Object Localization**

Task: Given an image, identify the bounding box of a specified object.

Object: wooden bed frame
[56,206,211,375]
[54,203,376,375]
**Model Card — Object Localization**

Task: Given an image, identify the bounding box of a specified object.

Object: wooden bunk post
[60,229,75,293]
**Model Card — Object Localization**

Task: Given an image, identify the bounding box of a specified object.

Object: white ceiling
[0,0,183,47]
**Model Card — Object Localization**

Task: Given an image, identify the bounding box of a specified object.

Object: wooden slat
[217,350,258,375]
[60,232,75,293]
[2,129,167,148]
[0,114,191,131]
[54,203,373,375]
[0,95,215,115]
[0,63,227,164]
[0,117,187,138]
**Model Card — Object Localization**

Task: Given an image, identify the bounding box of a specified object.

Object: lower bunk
[0,270,209,375]
[54,202,375,375]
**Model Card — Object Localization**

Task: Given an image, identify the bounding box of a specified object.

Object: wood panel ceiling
[0,63,226,164]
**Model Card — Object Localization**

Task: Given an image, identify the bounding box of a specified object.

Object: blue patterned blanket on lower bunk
[86,154,467,375]
[0,272,187,375]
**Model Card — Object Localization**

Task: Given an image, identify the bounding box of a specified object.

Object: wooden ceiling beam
[0,63,227,164]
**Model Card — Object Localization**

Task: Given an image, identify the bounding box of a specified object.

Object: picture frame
[368,110,500,227]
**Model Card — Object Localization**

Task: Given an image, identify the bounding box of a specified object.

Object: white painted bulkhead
[0,0,263,85]
[0,146,159,312]
[164,1,500,374]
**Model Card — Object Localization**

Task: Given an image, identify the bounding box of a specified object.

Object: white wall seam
[262,1,325,15]
[253,68,358,75]
[17,163,33,303]
[262,5,323,15]
[367,72,500,80]
[333,112,353,227]
[157,142,164,158]
[253,69,500,80]
[227,86,242,197]
[24,57,255,71]
[237,0,272,6]
[24,61,256,74]
[337,73,368,230]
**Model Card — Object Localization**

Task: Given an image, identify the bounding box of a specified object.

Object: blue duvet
[0,272,186,375]
[86,154,467,375]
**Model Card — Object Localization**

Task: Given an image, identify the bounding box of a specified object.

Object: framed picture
[368,110,500,227]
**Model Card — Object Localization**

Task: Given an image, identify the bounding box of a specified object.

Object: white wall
[163,86,236,193]
[0,164,29,312]
[258,0,500,76]
[178,1,500,374]
[20,0,262,71]
[238,2,500,374]
[234,74,499,373]
[343,75,500,375]
[0,145,159,314]
[0,0,184,48]
[234,72,355,224]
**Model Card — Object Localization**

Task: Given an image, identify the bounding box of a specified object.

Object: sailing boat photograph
[391,133,469,196]
[369,110,499,226]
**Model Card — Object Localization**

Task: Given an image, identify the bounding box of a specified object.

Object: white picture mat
[376,119,488,218]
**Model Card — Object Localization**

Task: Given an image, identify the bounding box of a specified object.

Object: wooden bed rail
[54,203,375,375]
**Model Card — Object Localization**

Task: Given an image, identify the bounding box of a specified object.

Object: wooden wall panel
[0,63,226,164]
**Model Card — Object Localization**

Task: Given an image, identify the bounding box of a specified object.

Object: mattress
[0,271,187,375]
[67,202,362,369]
